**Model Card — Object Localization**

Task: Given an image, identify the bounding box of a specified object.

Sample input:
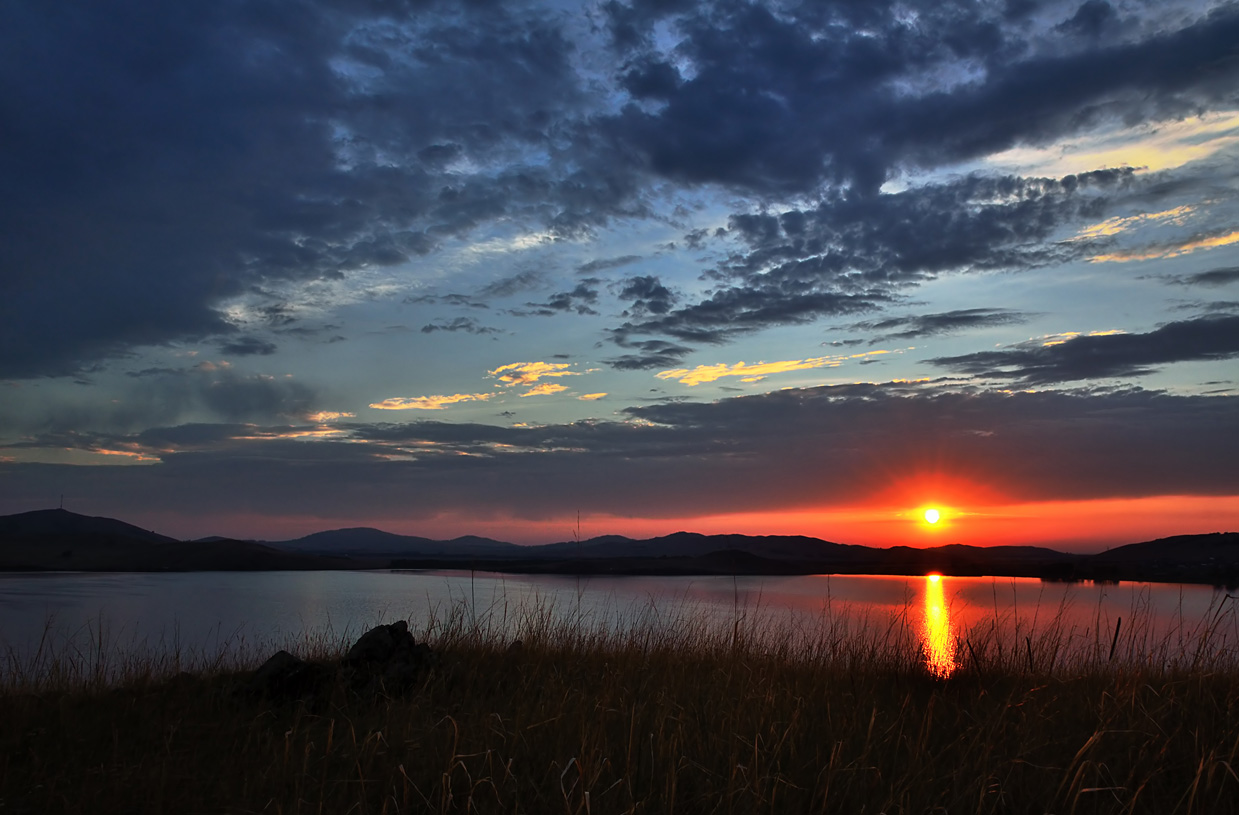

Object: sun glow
[923,508,941,524]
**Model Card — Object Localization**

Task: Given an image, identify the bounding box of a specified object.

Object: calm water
[1,570,1236,677]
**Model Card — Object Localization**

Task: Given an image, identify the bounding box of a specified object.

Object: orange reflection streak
[922,574,957,678]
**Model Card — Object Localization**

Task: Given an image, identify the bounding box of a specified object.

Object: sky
[2,0,1239,550]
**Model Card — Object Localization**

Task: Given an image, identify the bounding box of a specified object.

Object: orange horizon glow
[112,494,1239,552]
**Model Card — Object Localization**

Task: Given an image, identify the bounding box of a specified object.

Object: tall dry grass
[3,592,1238,814]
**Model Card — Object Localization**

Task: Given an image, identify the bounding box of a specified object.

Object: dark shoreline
[388,551,1239,589]
[4,546,1239,588]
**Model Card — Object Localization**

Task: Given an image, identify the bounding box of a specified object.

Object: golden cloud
[1041,329,1126,347]
[577,392,607,401]
[1073,206,1194,241]
[368,393,494,410]
[488,361,582,386]
[232,427,347,441]
[307,411,356,423]
[1090,229,1239,263]
[520,383,569,398]
[985,111,1239,177]
[656,356,853,386]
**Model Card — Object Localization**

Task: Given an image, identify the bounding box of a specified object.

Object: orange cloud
[368,393,494,410]
[1090,229,1239,263]
[577,392,607,401]
[231,427,347,440]
[1072,206,1194,240]
[521,383,568,398]
[656,353,889,386]
[1040,329,1126,347]
[307,411,355,422]
[488,361,581,386]
[94,448,161,462]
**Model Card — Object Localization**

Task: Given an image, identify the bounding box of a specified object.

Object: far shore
[3,552,1238,588]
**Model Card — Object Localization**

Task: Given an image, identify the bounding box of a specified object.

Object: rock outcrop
[249,621,436,703]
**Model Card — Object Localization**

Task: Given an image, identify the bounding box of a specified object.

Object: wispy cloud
[577,392,607,401]
[985,111,1239,177]
[1177,267,1239,287]
[848,309,1031,342]
[929,315,1239,384]
[521,383,569,398]
[656,353,888,386]
[368,393,495,411]
[1091,230,1239,263]
[1073,206,1194,241]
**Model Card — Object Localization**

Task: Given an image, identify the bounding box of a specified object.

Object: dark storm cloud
[604,339,696,370]
[517,282,601,316]
[0,2,587,378]
[195,372,317,423]
[576,255,643,275]
[618,275,677,316]
[4,385,1236,522]
[613,288,889,346]
[42,366,318,434]
[720,172,1130,286]
[126,367,187,379]
[1056,0,1120,39]
[218,337,279,357]
[477,270,548,299]
[1178,267,1239,287]
[602,1,1239,195]
[849,308,1032,342]
[420,317,500,335]
[405,293,490,309]
[610,171,1128,349]
[1170,300,1239,315]
[930,314,1239,384]
[8,0,1239,381]
[134,423,256,450]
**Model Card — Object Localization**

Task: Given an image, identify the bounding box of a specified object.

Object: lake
[2,570,1236,679]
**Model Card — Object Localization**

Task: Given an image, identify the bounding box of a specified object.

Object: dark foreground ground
[4,610,1239,814]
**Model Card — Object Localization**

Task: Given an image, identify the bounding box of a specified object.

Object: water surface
[1,570,1234,677]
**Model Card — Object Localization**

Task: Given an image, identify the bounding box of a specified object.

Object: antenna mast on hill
[59,494,64,510]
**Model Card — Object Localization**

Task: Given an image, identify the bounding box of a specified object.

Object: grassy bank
[3,600,1239,814]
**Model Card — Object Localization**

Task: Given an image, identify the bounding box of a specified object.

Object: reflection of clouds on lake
[922,575,957,678]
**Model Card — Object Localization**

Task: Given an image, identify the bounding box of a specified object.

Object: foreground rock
[249,621,436,703]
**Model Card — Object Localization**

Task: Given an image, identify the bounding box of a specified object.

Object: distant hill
[0,508,177,544]
[1091,532,1239,565]
[1076,532,1239,584]
[0,509,1235,584]
[0,509,347,572]
[391,533,1080,577]
[273,527,523,558]
[534,531,869,562]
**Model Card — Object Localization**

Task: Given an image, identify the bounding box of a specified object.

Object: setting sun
[924,508,941,524]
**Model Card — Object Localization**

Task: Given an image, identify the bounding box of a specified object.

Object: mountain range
[1,508,1236,585]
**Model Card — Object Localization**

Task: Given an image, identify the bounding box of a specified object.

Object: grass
[2,593,1239,814]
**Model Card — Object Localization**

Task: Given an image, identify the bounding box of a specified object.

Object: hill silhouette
[0,508,176,543]
[1,509,1235,585]
[0,509,348,572]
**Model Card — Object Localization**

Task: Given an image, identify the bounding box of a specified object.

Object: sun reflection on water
[922,574,957,677]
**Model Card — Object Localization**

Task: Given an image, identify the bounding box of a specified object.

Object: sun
[923,508,941,525]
